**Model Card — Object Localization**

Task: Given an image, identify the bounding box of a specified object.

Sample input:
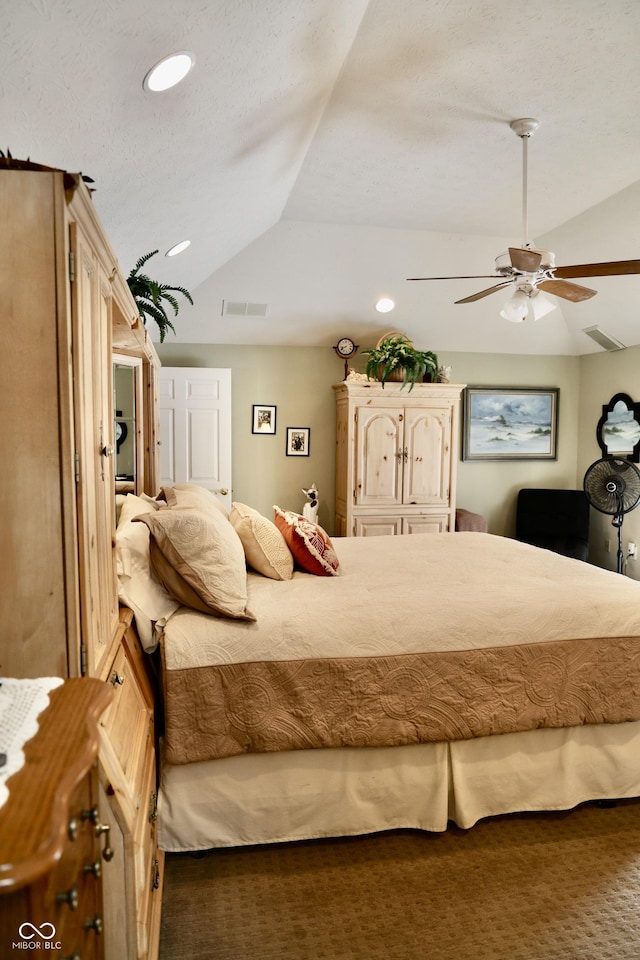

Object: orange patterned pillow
[273,506,340,577]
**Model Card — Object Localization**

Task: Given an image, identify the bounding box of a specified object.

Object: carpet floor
[158,799,640,960]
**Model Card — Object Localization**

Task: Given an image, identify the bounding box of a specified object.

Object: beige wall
[158,344,340,532]
[441,351,581,537]
[158,343,585,539]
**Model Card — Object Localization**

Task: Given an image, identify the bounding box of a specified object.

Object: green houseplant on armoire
[127,249,194,342]
[363,333,438,390]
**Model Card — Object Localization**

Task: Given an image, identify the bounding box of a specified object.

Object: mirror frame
[113,353,144,493]
[596,392,640,462]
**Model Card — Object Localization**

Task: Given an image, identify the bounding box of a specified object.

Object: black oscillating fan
[583,457,640,573]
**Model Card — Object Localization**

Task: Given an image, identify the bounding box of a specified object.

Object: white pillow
[160,483,229,520]
[230,502,293,580]
[115,494,179,650]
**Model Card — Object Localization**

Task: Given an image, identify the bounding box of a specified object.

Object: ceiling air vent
[582,325,626,352]
[222,300,269,318]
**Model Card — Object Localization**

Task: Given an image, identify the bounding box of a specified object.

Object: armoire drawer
[100,643,153,814]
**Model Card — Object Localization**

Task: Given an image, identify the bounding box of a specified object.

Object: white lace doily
[0,677,64,809]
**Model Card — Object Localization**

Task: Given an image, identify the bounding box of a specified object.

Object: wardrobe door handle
[85,915,103,935]
[95,823,114,861]
[56,884,79,910]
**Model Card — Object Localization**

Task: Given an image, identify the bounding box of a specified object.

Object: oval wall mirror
[596,393,640,462]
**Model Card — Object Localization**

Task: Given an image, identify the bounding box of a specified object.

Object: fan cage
[584,457,640,516]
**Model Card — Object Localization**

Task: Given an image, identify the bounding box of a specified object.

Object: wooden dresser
[0,167,163,958]
[0,679,112,959]
[333,381,465,536]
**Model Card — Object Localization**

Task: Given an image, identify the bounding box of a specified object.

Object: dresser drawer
[100,644,153,810]
[0,680,112,960]
[134,746,163,958]
[2,770,106,960]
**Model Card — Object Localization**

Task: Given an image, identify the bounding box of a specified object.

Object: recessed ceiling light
[165,239,191,257]
[375,297,395,313]
[143,52,195,92]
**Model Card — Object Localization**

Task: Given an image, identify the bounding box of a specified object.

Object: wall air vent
[582,325,626,352]
[222,300,269,318]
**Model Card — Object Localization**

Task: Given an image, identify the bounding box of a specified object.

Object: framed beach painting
[463,387,559,461]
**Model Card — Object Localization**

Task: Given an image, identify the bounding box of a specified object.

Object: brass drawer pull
[82,806,114,861]
[110,671,125,687]
[56,884,79,910]
[68,816,78,841]
[84,859,102,878]
[95,823,114,861]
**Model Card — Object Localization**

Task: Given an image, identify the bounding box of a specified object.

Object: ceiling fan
[407,118,640,322]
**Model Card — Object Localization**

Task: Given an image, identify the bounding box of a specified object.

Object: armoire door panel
[403,515,449,534]
[354,516,403,536]
[403,407,451,506]
[0,171,72,676]
[355,408,402,505]
[70,222,117,677]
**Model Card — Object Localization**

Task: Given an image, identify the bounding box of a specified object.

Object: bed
[115,487,640,852]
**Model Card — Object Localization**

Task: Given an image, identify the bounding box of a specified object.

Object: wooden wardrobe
[0,167,163,958]
[333,380,465,536]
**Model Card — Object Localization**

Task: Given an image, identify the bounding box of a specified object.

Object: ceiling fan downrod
[510,118,539,249]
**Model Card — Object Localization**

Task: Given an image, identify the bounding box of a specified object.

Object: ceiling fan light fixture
[530,291,557,320]
[500,289,529,322]
[143,51,195,92]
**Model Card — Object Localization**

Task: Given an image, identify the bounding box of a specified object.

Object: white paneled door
[158,367,232,512]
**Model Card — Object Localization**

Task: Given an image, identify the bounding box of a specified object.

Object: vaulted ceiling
[4,0,640,354]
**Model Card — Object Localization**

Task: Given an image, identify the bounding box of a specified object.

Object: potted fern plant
[363,333,438,390]
[127,250,193,342]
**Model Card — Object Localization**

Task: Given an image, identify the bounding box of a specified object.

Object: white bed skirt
[157,720,640,851]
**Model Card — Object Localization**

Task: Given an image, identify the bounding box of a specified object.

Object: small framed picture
[286,427,310,457]
[252,404,276,434]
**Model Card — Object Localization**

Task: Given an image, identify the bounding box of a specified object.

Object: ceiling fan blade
[553,259,640,279]
[407,275,501,281]
[538,279,597,302]
[509,247,542,273]
[455,281,513,304]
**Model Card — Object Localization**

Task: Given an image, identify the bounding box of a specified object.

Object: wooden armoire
[333,380,465,536]
[0,168,163,958]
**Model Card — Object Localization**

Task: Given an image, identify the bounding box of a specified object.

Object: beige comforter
[160,533,640,764]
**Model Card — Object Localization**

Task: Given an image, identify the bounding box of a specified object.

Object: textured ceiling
[3,0,640,354]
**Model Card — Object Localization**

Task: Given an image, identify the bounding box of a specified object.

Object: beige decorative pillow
[159,483,229,520]
[115,494,180,651]
[135,509,255,621]
[230,502,294,580]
